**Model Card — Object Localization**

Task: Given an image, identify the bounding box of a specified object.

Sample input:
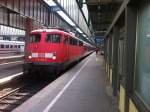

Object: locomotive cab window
[46,34,61,43]
[30,34,41,43]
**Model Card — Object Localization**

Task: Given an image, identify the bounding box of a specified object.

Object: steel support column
[25,17,33,52]
[125,4,137,112]
[112,26,119,96]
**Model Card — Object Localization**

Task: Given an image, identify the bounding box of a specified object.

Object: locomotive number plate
[32,53,38,58]
[38,53,45,58]
[45,53,53,58]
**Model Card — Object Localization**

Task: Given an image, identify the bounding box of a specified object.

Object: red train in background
[23,28,94,76]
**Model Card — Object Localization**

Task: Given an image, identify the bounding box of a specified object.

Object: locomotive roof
[31,29,93,47]
[31,29,66,33]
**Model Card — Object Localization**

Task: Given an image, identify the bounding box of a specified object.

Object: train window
[73,39,77,45]
[64,36,69,44]
[18,45,20,48]
[30,34,41,43]
[69,38,72,45]
[79,41,83,46]
[15,45,17,48]
[10,45,13,48]
[69,38,73,45]
[77,40,81,46]
[0,44,4,48]
[46,34,61,43]
[69,37,78,46]
[72,39,75,45]
[77,40,79,46]
[6,45,9,48]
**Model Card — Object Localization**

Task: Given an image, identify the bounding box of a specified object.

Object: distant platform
[0,54,24,59]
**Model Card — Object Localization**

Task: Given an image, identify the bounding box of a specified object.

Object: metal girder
[87,0,122,36]
[0,0,74,40]
[50,6,60,12]
[105,0,130,37]
[86,0,123,5]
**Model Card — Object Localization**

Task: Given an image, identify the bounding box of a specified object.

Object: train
[23,28,94,76]
[0,40,25,56]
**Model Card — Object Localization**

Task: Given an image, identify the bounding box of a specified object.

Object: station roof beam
[87,0,123,36]
[44,0,94,44]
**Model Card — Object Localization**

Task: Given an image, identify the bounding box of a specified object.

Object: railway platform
[0,61,23,84]
[13,53,113,112]
[0,55,24,84]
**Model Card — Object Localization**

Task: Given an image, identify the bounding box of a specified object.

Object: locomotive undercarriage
[23,62,65,79]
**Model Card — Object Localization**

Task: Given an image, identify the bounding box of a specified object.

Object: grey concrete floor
[13,53,113,112]
[0,61,23,79]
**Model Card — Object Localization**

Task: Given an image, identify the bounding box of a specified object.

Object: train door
[64,35,69,61]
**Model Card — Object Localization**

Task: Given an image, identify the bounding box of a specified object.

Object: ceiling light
[76,28,83,34]
[44,0,56,6]
[83,34,86,37]
[98,5,101,10]
[57,11,76,26]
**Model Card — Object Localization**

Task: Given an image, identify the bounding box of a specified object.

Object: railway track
[0,85,27,112]
[0,53,87,112]
[0,79,51,112]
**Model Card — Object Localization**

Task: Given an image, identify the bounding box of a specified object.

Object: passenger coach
[0,40,24,55]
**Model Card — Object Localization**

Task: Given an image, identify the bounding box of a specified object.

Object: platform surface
[0,61,23,80]
[13,53,112,112]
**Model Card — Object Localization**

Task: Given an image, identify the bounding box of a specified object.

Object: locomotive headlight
[27,52,32,59]
[45,52,56,59]
[52,52,56,60]
[52,56,56,60]
[28,55,32,59]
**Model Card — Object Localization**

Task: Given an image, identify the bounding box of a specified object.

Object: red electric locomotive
[23,28,93,76]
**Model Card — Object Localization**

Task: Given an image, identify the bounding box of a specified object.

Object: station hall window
[6,45,9,48]
[0,44,4,48]
[135,3,150,107]
[10,45,13,48]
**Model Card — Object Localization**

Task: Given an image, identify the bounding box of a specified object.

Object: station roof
[87,0,123,36]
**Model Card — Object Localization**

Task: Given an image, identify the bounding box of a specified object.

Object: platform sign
[95,36,104,46]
